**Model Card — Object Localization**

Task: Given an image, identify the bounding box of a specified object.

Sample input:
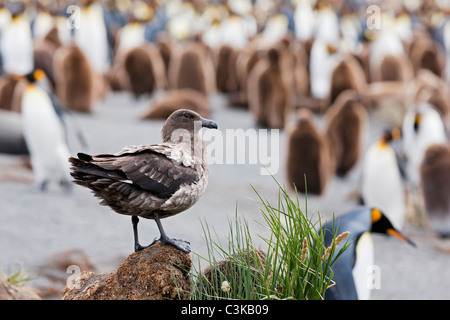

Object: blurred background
[0,0,450,299]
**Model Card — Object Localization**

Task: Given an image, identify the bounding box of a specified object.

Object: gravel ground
[1,91,449,300]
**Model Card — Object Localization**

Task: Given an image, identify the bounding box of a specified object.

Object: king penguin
[261,12,290,45]
[314,3,340,45]
[323,206,415,300]
[74,0,110,74]
[402,103,448,189]
[20,69,72,191]
[368,14,406,83]
[219,5,254,51]
[309,40,340,101]
[293,0,315,43]
[361,128,406,230]
[0,9,33,76]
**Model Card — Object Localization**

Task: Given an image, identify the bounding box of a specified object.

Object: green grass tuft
[188,176,350,300]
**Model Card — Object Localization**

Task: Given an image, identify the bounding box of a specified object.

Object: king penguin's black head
[413,112,422,133]
[25,69,45,83]
[370,208,416,246]
[381,127,402,144]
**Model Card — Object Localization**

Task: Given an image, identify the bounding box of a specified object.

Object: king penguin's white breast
[294,1,314,41]
[1,16,33,75]
[353,232,374,300]
[309,40,338,100]
[21,86,66,153]
[220,17,248,50]
[362,143,405,229]
[21,85,71,182]
[75,3,109,73]
[402,106,447,187]
[118,23,146,53]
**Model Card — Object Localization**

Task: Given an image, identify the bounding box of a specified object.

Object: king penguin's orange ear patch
[34,69,45,81]
[371,208,382,223]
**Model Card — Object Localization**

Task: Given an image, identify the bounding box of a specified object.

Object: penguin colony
[0,0,450,300]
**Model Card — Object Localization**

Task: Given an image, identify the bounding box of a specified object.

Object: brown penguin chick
[42,26,63,49]
[124,43,167,97]
[0,76,19,111]
[247,48,292,129]
[286,108,334,195]
[1,76,27,113]
[33,40,58,91]
[229,43,264,108]
[378,54,414,82]
[409,33,444,77]
[274,36,297,106]
[380,54,403,82]
[325,90,367,176]
[168,41,216,97]
[53,44,95,112]
[156,33,173,77]
[215,44,239,93]
[141,88,211,119]
[69,109,218,253]
[352,41,371,83]
[415,85,450,121]
[104,53,130,92]
[414,69,450,120]
[104,67,123,92]
[420,143,450,237]
[329,55,367,105]
[292,41,310,98]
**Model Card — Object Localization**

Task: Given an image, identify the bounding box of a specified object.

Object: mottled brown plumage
[69,109,218,252]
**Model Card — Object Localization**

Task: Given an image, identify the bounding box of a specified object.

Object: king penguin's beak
[387,229,416,247]
[201,118,218,129]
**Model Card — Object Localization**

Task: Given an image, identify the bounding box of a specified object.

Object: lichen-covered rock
[61,242,192,300]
